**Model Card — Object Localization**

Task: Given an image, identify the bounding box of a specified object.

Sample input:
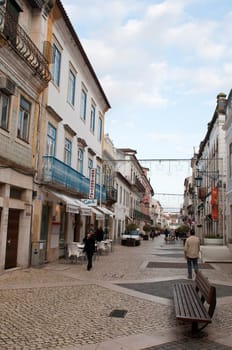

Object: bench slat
[173,283,211,323]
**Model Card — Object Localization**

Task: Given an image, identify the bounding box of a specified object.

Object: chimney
[217,92,227,113]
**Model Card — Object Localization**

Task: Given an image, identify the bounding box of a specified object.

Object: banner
[89,168,96,199]
[211,187,218,205]
[211,204,218,220]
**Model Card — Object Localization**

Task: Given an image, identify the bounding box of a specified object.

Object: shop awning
[97,206,114,217]
[91,207,104,220]
[48,191,79,214]
[73,199,91,216]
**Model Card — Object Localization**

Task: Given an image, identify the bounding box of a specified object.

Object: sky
[62,0,232,211]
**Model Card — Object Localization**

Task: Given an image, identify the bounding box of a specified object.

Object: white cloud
[62,0,232,205]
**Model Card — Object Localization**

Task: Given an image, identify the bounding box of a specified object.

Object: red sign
[89,168,96,199]
[211,204,218,220]
[211,187,218,205]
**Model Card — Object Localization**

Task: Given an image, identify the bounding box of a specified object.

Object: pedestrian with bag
[184,229,200,279]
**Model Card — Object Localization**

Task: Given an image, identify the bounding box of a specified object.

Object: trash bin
[31,240,46,266]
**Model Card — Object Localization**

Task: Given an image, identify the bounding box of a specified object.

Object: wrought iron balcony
[130,209,152,223]
[0,6,50,83]
[198,187,207,200]
[106,186,117,203]
[132,176,146,193]
[42,156,106,202]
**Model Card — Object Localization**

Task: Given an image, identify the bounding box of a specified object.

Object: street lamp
[194,169,219,188]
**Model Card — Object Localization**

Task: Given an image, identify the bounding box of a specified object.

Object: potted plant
[126,223,137,231]
[175,224,190,244]
[142,224,151,240]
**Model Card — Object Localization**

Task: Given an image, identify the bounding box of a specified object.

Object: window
[98,115,103,141]
[4,0,20,45]
[77,148,84,174]
[81,89,87,120]
[51,43,61,86]
[17,96,31,141]
[96,165,101,185]
[119,186,122,204]
[0,92,9,130]
[64,138,72,166]
[46,123,56,156]
[229,143,232,178]
[88,158,93,178]
[68,69,76,106]
[90,104,95,132]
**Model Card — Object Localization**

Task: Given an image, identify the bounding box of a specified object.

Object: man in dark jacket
[83,229,96,271]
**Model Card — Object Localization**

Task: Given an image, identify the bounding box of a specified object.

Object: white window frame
[17,96,31,142]
[51,43,61,86]
[68,69,76,106]
[96,165,101,185]
[98,114,103,142]
[81,88,87,121]
[77,148,84,174]
[90,103,95,132]
[64,138,72,166]
[46,122,56,156]
[88,157,93,178]
[0,92,9,130]
[229,143,232,178]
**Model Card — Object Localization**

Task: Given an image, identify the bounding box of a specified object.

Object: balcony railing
[198,187,207,200]
[130,209,152,223]
[106,186,117,203]
[0,7,50,83]
[42,156,106,202]
[132,177,146,193]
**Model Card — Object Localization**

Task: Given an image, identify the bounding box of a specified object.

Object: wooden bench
[173,270,216,333]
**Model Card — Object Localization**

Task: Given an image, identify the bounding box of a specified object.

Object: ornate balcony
[106,186,117,204]
[42,156,106,202]
[0,6,50,83]
[131,209,152,223]
[132,176,146,193]
[198,187,207,200]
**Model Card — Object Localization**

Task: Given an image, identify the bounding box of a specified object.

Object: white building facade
[223,89,232,244]
[194,93,226,243]
[0,0,51,271]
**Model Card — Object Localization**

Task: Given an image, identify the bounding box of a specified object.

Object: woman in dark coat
[83,229,96,271]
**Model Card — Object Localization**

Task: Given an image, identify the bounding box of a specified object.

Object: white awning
[73,199,91,216]
[91,207,104,220]
[48,191,79,214]
[97,206,114,217]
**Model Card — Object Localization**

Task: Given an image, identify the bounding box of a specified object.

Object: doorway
[5,209,20,269]
[40,204,50,259]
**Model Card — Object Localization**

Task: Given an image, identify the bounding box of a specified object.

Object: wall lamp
[194,169,219,188]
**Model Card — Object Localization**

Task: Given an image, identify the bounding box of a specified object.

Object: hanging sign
[211,204,218,220]
[211,187,218,205]
[81,199,97,206]
[89,168,96,199]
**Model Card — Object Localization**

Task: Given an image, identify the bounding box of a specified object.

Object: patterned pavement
[143,339,232,350]
[0,236,232,349]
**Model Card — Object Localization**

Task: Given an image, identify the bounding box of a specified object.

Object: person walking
[83,229,96,271]
[184,229,200,279]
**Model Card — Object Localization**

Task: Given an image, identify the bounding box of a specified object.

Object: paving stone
[0,237,232,349]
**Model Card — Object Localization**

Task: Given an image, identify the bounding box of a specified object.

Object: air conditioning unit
[0,76,15,95]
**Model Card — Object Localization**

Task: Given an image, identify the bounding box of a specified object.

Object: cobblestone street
[0,236,232,350]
